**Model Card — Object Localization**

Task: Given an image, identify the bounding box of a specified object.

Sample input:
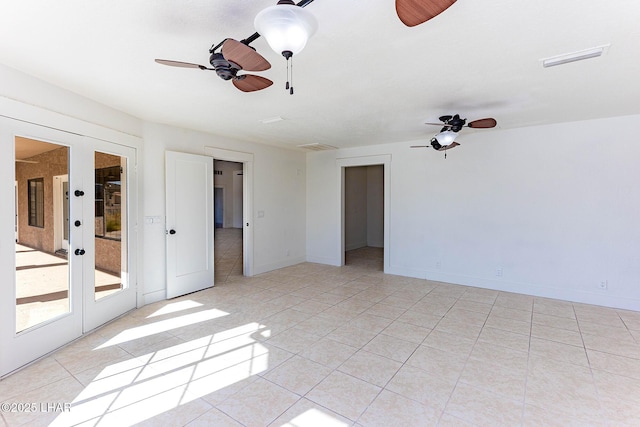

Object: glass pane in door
[94,152,126,300]
[15,137,70,333]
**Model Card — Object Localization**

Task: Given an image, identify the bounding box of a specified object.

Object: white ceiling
[2,0,640,149]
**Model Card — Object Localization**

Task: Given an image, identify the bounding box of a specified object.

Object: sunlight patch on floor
[51,323,269,426]
[146,300,204,318]
[95,308,229,348]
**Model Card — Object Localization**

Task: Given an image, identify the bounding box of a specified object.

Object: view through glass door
[0,119,137,377]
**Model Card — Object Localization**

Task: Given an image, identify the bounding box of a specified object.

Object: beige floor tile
[268,397,353,427]
[526,356,602,422]
[599,397,640,427]
[484,313,531,335]
[477,326,530,353]
[299,338,358,369]
[523,403,601,427]
[422,330,476,357]
[327,324,378,348]
[530,323,583,347]
[185,408,244,427]
[380,320,431,344]
[470,341,528,372]
[443,308,488,326]
[494,292,534,312]
[306,371,381,421]
[406,345,467,383]
[347,313,393,334]
[445,383,522,427]
[0,357,70,402]
[534,299,576,319]
[434,317,483,341]
[587,349,640,379]
[579,320,635,340]
[362,333,419,363]
[337,350,402,387]
[489,305,532,323]
[592,369,640,405]
[217,377,299,427]
[361,303,407,320]
[529,336,589,366]
[532,311,580,331]
[459,357,526,401]
[358,389,441,427]
[451,299,493,315]
[292,315,345,338]
[263,355,331,396]
[385,364,456,410]
[437,413,478,427]
[460,289,498,305]
[582,333,640,359]
[267,328,321,354]
[396,310,442,329]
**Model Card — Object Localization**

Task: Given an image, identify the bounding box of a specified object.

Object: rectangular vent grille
[297,143,338,151]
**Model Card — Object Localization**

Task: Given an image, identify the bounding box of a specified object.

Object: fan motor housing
[210,52,238,80]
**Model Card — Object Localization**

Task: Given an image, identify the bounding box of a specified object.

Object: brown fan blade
[467,118,497,128]
[437,142,460,151]
[155,59,210,69]
[410,145,431,148]
[222,39,271,72]
[396,0,457,27]
[233,75,273,92]
[425,122,453,127]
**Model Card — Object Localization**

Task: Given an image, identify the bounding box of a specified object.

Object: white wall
[307,115,640,310]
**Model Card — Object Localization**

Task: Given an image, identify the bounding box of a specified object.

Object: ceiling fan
[396,0,457,27]
[154,1,455,92]
[411,114,497,153]
[155,38,273,92]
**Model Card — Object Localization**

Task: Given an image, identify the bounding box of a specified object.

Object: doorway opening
[344,165,384,270]
[214,160,244,283]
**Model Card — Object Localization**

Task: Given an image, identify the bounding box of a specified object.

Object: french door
[0,117,137,377]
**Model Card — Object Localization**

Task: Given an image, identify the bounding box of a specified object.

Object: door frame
[337,155,391,272]
[0,105,140,377]
[205,146,254,277]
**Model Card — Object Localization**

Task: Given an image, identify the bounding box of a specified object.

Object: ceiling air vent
[297,143,337,151]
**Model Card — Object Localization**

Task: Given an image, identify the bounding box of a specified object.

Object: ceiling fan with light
[155,0,456,93]
[411,114,497,154]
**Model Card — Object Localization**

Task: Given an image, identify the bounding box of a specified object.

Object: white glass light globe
[254,4,317,56]
[435,130,458,145]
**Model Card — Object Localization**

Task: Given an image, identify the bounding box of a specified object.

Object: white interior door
[166,151,214,299]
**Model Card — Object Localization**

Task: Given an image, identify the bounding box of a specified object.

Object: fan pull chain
[285,57,290,91]
[285,57,294,95]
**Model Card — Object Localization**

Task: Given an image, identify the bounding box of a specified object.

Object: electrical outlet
[599,280,608,290]
[496,268,503,277]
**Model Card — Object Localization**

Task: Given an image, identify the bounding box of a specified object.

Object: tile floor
[2,236,640,426]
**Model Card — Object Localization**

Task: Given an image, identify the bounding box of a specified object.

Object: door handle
[74,248,86,256]
[169,229,176,235]
[74,190,85,197]
[74,220,82,227]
